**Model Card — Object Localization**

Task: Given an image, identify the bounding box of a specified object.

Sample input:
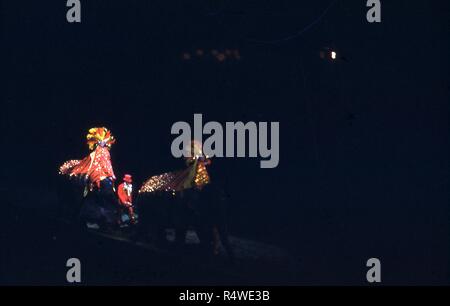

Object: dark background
[2,0,449,284]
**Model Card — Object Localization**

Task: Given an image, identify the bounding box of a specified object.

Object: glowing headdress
[183,139,205,159]
[86,127,116,151]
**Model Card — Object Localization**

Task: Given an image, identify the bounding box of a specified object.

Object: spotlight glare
[331,51,337,60]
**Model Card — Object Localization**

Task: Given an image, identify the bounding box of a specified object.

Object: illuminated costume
[137,141,212,246]
[138,141,211,194]
[59,127,116,189]
[117,174,136,224]
[138,141,234,260]
[59,127,119,227]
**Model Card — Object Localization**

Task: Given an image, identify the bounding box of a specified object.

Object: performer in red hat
[117,174,136,224]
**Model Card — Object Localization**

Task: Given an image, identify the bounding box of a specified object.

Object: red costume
[59,127,119,227]
[59,127,116,190]
[117,174,135,222]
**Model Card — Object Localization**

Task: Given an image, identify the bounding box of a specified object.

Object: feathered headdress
[86,127,116,151]
[183,139,205,159]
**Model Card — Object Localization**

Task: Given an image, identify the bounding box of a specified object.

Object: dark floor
[1,184,449,286]
[1,204,302,285]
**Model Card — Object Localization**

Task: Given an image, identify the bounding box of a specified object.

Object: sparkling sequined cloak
[59,127,118,225]
[59,145,116,189]
[138,157,211,195]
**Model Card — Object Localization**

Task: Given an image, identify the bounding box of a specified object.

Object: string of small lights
[193,162,210,188]
[59,159,81,175]
[182,48,241,62]
[138,172,178,194]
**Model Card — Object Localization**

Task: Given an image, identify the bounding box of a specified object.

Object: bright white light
[331,51,337,60]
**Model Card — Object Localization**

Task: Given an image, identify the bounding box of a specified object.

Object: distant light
[331,51,337,60]
[182,52,191,60]
[180,48,241,62]
[216,53,226,62]
[233,49,241,60]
